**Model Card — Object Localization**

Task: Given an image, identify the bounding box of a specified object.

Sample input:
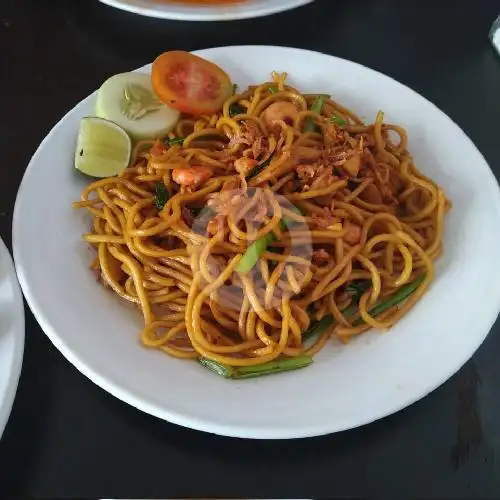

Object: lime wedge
[75,117,131,178]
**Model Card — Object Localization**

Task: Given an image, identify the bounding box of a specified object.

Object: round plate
[13,46,500,439]
[98,0,314,21]
[0,236,24,439]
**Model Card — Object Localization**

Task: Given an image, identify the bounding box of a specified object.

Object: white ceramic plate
[0,236,24,439]
[98,0,314,21]
[13,46,500,439]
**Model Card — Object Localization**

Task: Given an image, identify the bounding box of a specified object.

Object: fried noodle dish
[73,55,450,377]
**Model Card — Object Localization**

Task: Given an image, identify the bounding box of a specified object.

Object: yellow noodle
[73,71,449,368]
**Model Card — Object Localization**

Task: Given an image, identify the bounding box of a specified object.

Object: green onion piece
[345,280,371,295]
[165,137,185,146]
[198,356,313,379]
[247,155,273,179]
[233,356,313,379]
[345,280,372,303]
[302,315,334,340]
[268,86,278,93]
[229,103,245,117]
[352,273,426,326]
[232,83,238,95]
[304,273,426,338]
[236,232,275,274]
[340,303,359,318]
[330,115,346,126]
[198,358,234,378]
[236,205,301,274]
[154,182,169,209]
[304,94,329,133]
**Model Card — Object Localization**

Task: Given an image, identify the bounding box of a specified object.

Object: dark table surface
[2,0,500,497]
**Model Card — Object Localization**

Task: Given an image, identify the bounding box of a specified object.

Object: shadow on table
[0,307,59,491]
[89,349,497,498]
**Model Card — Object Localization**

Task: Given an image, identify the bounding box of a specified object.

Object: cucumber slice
[75,117,131,178]
[95,72,180,141]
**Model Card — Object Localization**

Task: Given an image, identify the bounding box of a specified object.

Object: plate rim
[97,0,315,21]
[0,236,25,440]
[13,45,500,438]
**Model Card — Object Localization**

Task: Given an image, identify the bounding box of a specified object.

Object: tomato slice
[151,51,233,116]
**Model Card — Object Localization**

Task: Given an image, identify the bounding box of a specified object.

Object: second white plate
[98,0,315,21]
[0,236,24,439]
